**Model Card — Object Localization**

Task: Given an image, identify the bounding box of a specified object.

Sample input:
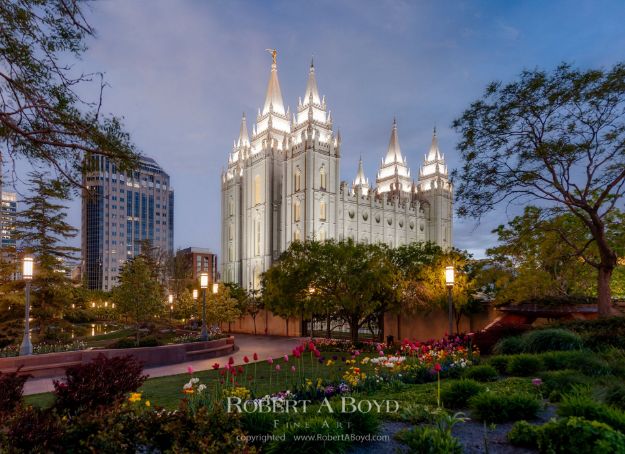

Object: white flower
[198,384,206,393]
[183,382,192,390]
[190,377,200,384]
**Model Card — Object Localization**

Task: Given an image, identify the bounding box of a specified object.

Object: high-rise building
[0,190,17,250]
[82,155,174,291]
[221,54,453,290]
[178,247,218,281]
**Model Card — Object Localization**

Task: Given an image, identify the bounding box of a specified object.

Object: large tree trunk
[597,266,614,317]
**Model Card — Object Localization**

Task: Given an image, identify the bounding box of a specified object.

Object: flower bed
[0,340,88,358]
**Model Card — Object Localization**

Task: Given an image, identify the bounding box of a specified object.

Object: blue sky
[51,0,625,259]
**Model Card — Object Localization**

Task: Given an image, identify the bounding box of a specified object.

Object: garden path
[22,334,306,395]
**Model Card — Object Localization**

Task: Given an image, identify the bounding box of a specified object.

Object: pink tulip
[267,357,273,364]
[187,366,194,374]
[275,364,281,372]
[308,341,315,351]
[379,350,385,356]
[284,354,289,362]
[291,366,296,373]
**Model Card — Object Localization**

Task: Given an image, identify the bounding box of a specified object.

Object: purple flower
[532,378,543,386]
[332,355,338,361]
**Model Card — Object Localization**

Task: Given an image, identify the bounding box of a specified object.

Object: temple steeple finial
[261,49,285,116]
[237,112,250,147]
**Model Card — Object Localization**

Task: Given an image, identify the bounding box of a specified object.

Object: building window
[228,223,234,240]
[229,245,234,261]
[254,175,261,205]
[319,200,326,221]
[228,197,234,216]
[254,218,261,256]
[320,167,326,190]
[293,228,301,242]
[294,169,301,192]
[293,200,301,222]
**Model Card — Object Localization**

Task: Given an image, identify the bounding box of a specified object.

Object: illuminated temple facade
[221,54,452,290]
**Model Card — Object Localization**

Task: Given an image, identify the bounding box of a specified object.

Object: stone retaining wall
[0,336,235,378]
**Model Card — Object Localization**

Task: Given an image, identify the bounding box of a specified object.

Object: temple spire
[426,126,443,161]
[353,156,370,195]
[384,117,404,165]
[262,49,285,116]
[237,113,250,147]
[303,57,320,106]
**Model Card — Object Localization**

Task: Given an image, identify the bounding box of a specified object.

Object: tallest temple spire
[262,49,286,116]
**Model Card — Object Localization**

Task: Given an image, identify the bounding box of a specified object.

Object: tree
[14,172,80,335]
[453,63,625,316]
[246,289,264,335]
[112,256,163,344]
[171,289,196,321]
[0,0,138,189]
[205,285,241,326]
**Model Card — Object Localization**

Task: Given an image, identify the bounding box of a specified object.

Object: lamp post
[192,289,198,301]
[445,266,455,336]
[20,257,34,356]
[168,293,173,323]
[200,273,208,340]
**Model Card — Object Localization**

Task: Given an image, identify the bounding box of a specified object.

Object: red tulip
[313,349,321,358]
[228,356,234,365]
[434,363,442,373]
[253,352,258,361]
[219,369,225,376]
[243,356,249,363]
[212,363,220,370]
[238,366,244,374]
[308,341,315,351]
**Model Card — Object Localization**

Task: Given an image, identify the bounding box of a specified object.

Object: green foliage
[267,416,349,454]
[558,392,625,433]
[536,417,625,453]
[463,365,498,382]
[507,354,543,376]
[538,370,589,402]
[112,256,164,343]
[492,336,526,355]
[394,426,462,454]
[206,284,242,325]
[469,392,540,423]
[551,317,625,351]
[487,356,510,374]
[507,420,539,449]
[605,383,625,411]
[397,403,442,424]
[0,368,30,414]
[441,379,485,408]
[334,405,380,436]
[523,329,583,353]
[0,1,138,189]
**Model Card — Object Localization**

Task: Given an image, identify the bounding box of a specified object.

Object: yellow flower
[128,392,142,403]
[145,400,151,407]
[326,360,334,366]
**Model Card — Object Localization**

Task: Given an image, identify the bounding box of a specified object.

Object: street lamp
[20,256,34,356]
[200,273,209,341]
[192,289,198,300]
[445,266,455,336]
[212,282,219,295]
[168,293,173,323]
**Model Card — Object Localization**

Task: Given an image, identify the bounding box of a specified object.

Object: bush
[469,392,541,423]
[267,416,348,454]
[331,402,380,436]
[2,405,65,452]
[463,364,498,382]
[53,354,147,414]
[605,383,625,410]
[507,354,543,376]
[536,416,625,453]
[111,336,163,349]
[487,356,510,374]
[492,336,525,355]
[538,370,589,402]
[395,426,462,454]
[441,379,485,409]
[558,393,625,433]
[523,329,583,353]
[240,411,283,444]
[550,317,625,351]
[0,368,30,414]
[507,420,539,449]
[540,351,580,370]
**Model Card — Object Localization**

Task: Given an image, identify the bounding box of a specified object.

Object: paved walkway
[23,334,306,395]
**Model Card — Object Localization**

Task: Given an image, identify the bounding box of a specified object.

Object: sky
[40,0,625,259]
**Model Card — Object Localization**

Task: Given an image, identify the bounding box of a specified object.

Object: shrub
[550,317,625,351]
[507,420,539,449]
[537,417,625,453]
[240,411,282,443]
[111,336,163,349]
[469,392,540,423]
[331,402,380,436]
[523,329,583,353]
[53,354,147,414]
[2,406,66,452]
[540,351,580,370]
[568,354,611,377]
[538,370,588,402]
[267,416,348,454]
[0,368,30,414]
[395,426,462,454]
[487,356,510,374]
[463,364,498,382]
[507,354,543,376]
[605,383,625,410]
[558,393,625,433]
[492,336,525,355]
[441,379,485,409]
